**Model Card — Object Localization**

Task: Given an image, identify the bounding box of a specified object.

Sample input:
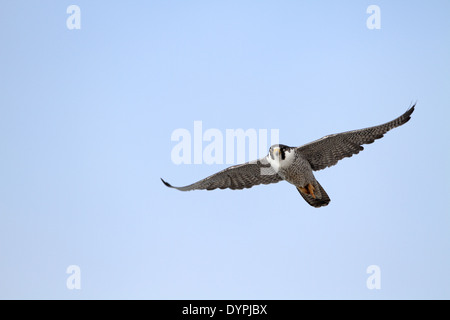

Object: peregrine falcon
[162,104,415,207]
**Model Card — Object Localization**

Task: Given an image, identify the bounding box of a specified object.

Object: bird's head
[269,144,292,161]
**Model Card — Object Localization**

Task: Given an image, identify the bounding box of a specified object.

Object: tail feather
[297,180,330,208]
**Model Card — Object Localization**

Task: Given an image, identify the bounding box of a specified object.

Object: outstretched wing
[296,104,415,171]
[161,158,283,191]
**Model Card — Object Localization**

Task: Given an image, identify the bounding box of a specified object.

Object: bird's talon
[307,183,316,199]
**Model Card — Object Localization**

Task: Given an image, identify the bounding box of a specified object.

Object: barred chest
[279,155,313,186]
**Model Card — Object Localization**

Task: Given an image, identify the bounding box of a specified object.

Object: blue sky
[0,1,449,299]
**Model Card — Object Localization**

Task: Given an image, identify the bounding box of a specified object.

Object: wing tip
[404,101,416,119]
[161,177,193,191]
[160,178,174,188]
[395,102,416,127]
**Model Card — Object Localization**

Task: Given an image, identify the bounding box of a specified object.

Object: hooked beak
[274,147,280,158]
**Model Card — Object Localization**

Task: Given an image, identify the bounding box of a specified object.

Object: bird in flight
[162,104,415,207]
